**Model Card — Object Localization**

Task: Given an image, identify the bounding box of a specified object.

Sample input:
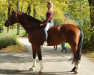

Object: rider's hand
[40,24,44,26]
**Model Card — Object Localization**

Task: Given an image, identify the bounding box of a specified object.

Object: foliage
[0,33,20,49]
[22,31,28,37]
[4,29,25,35]
[67,0,90,26]
[0,0,94,50]
[0,0,90,26]
[53,8,64,25]
[82,25,94,51]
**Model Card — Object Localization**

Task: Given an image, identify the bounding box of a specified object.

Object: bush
[82,26,94,51]
[53,8,64,25]
[0,33,20,49]
[22,31,28,37]
[54,19,63,25]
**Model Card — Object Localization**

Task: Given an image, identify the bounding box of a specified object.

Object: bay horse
[4,10,83,74]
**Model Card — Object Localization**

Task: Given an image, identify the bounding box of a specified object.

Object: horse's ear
[12,9,17,17]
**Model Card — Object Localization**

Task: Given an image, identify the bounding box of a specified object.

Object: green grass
[65,43,71,48]
[4,29,25,35]
[0,33,21,49]
[21,31,28,37]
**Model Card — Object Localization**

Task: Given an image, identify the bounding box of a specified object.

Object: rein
[22,25,43,30]
[23,25,43,28]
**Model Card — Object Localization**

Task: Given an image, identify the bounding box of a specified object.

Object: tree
[88,0,94,27]
[21,0,25,12]
[26,0,32,15]
[17,0,20,35]
[88,0,94,47]
[33,4,36,18]
[7,0,12,32]
[67,0,89,26]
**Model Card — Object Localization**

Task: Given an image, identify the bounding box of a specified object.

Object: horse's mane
[22,13,42,23]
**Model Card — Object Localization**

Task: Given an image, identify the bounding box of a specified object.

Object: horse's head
[4,9,20,27]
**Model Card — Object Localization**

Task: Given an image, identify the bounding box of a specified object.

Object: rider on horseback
[40,1,54,46]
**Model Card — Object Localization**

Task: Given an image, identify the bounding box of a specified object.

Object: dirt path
[0,37,93,75]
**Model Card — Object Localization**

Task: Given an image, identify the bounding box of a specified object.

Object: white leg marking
[32,59,36,69]
[75,62,80,72]
[39,60,43,72]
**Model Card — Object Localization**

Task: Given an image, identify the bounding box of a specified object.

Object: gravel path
[0,37,93,75]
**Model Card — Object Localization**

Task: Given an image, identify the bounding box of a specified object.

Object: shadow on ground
[0,69,75,75]
[0,46,73,63]
[0,45,74,75]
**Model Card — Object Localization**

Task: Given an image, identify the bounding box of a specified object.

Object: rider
[40,1,54,46]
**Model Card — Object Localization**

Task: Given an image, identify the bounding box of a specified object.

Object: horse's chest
[28,31,43,44]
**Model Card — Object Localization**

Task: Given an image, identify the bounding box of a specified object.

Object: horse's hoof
[74,71,78,74]
[39,71,42,74]
[29,68,33,71]
[71,67,76,72]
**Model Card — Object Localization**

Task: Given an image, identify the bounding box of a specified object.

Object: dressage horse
[4,10,83,74]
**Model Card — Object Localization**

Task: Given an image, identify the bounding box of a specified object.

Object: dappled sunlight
[0,38,93,75]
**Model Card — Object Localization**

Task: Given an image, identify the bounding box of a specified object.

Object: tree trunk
[17,0,20,35]
[88,0,94,27]
[33,4,36,18]
[21,0,25,12]
[26,3,31,15]
[7,4,11,32]
[21,3,23,12]
[20,1,24,30]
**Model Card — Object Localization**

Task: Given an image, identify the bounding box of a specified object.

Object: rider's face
[46,3,50,9]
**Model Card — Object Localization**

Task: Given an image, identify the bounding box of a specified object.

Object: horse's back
[49,24,79,31]
[60,24,81,45]
[47,24,80,45]
[49,24,80,35]
[29,24,81,46]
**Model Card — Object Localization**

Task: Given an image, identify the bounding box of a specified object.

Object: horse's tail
[77,27,83,61]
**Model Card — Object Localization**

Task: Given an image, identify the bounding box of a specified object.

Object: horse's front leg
[37,52,43,74]
[30,45,43,74]
[36,45,43,74]
[30,51,36,71]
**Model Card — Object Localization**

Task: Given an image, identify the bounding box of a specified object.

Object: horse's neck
[18,14,41,34]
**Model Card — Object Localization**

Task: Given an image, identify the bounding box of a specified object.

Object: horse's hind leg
[72,54,80,73]
[71,45,80,73]
[74,59,80,73]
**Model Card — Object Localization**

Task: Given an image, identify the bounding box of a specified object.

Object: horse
[4,10,83,74]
